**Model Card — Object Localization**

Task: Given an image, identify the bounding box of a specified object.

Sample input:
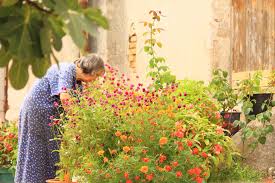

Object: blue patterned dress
[15,63,80,183]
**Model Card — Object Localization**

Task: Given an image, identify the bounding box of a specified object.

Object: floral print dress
[15,63,80,183]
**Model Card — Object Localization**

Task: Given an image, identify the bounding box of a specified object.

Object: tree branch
[25,0,53,14]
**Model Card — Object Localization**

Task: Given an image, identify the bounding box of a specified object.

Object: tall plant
[142,10,175,90]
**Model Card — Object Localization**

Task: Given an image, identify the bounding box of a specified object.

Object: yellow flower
[159,137,168,146]
[97,150,105,156]
[140,166,149,173]
[123,146,131,153]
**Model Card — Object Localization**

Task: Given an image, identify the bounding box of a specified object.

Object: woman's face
[81,70,105,83]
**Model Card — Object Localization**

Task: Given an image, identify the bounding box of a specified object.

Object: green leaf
[258,136,266,144]
[0,6,12,17]
[156,42,162,48]
[265,125,274,133]
[144,46,150,52]
[0,0,18,7]
[0,46,11,67]
[67,11,97,49]
[48,17,65,51]
[31,57,51,78]
[40,25,52,55]
[9,60,29,89]
[84,8,109,29]
[42,0,56,10]
[0,16,23,38]
[8,23,33,60]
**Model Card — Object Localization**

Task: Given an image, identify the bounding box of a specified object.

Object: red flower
[159,154,167,163]
[165,165,172,172]
[135,176,140,180]
[187,140,193,147]
[214,144,223,155]
[146,173,154,181]
[201,152,208,158]
[172,161,179,167]
[142,158,150,163]
[192,148,199,155]
[224,113,230,119]
[176,171,183,178]
[124,172,129,179]
[188,167,202,176]
[195,176,203,183]
[126,180,132,183]
[5,143,13,152]
[175,131,184,138]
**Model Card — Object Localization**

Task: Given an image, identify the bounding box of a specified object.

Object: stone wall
[210,0,232,80]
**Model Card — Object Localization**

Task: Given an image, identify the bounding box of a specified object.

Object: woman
[15,54,105,183]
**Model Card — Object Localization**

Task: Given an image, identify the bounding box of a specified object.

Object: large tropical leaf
[9,60,29,89]
[67,10,97,49]
[32,57,51,78]
[0,46,11,67]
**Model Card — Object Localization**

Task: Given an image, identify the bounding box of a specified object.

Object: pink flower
[53,102,59,107]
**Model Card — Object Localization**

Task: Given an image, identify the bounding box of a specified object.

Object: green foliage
[208,158,264,183]
[142,10,176,90]
[0,0,108,89]
[209,69,239,112]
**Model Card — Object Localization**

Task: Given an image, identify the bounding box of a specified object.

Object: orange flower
[123,146,131,153]
[103,157,109,163]
[85,169,92,174]
[97,150,105,156]
[105,173,111,178]
[159,137,168,146]
[140,166,149,173]
[124,155,129,160]
[120,135,128,141]
[110,149,117,154]
[115,131,122,137]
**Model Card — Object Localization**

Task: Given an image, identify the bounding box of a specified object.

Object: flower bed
[53,65,238,183]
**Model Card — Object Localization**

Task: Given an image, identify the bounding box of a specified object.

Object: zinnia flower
[159,137,168,145]
[140,166,149,173]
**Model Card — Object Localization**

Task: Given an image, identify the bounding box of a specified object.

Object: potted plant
[209,69,241,135]
[237,71,273,116]
[233,71,274,151]
[0,122,18,183]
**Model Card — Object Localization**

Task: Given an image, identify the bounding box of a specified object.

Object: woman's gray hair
[74,54,105,75]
